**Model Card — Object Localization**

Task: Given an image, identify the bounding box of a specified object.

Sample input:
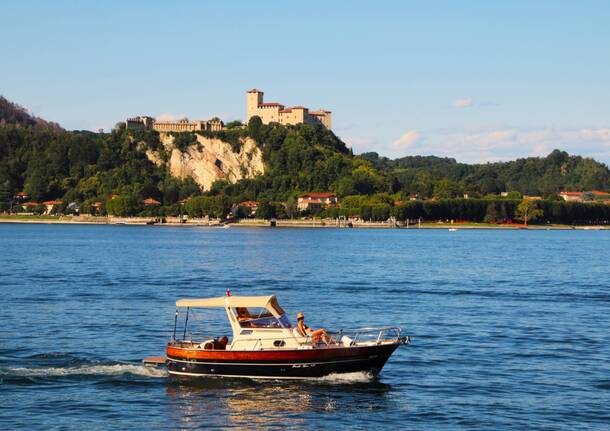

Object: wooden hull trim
[166,343,399,379]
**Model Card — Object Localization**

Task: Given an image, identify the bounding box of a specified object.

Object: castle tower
[246,89,263,122]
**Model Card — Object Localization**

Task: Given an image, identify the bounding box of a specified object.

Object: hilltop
[0,96,62,130]
[361,150,610,198]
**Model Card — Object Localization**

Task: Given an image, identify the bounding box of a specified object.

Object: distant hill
[0,95,63,130]
[361,150,610,196]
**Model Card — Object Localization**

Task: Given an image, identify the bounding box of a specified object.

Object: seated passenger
[296,312,331,346]
[213,336,229,350]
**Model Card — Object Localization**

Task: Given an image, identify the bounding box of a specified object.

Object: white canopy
[176,295,281,313]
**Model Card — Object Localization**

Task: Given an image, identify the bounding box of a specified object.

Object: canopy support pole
[173,309,178,340]
[183,307,189,340]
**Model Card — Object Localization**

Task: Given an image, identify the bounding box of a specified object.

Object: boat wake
[1,363,167,379]
[318,371,375,383]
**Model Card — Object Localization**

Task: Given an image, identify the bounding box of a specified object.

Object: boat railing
[168,326,409,350]
[328,326,409,345]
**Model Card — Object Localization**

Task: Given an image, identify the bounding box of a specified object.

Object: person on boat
[296,312,331,346]
[235,307,252,321]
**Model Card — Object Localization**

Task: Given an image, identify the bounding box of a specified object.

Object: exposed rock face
[147,133,264,191]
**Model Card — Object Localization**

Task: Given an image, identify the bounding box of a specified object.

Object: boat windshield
[233,307,292,329]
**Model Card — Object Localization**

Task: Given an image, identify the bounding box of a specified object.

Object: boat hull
[166,343,400,379]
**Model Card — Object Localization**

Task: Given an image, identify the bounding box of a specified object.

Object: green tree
[515,199,544,225]
[434,179,462,199]
[247,116,263,140]
[255,199,276,219]
[24,168,48,201]
[106,194,141,217]
[285,196,298,219]
[0,180,11,211]
[225,121,243,129]
[484,202,499,223]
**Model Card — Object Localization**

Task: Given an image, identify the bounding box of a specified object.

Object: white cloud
[392,129,419,150]
[452,98,475,108]
[383,126,610,164]
[343,136,374,151]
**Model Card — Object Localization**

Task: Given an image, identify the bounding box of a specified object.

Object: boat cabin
[172,295,310,351]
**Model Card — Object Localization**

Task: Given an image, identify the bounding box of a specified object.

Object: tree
[285,196,298,219]
[0,180,11,211]
[255,199,276,219]
[515,199,543,225]
[24,168,48,201]
[247,116,263,140]
[484,202,499,223]
[434,179,462,199]
[225,120,243,129]
[106,194,141,217]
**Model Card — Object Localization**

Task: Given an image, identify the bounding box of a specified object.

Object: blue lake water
[1,224,610,430]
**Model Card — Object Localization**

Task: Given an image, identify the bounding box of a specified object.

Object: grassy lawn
[0,214,67,221]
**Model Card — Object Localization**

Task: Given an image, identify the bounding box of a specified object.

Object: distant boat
[448,228,458,232]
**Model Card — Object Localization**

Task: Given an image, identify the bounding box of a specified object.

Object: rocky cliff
[146,133,264,191]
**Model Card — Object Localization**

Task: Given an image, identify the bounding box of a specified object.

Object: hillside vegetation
[361,151,610,198]
[0,96,62,130]
[1,95,610,223]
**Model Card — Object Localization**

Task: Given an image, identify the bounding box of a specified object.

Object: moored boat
[158,295,409,380]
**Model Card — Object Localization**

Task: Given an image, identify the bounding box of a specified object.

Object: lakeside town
[3,189,610,229]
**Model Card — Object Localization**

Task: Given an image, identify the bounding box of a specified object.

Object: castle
[125,116,224,133]
[246,89,332,129]
[125,89,332,133]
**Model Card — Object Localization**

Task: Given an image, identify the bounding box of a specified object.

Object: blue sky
[2,1,610,163]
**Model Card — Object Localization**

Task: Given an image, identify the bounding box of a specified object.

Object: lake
[1,224,609,430]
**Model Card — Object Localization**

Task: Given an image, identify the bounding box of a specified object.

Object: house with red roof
[21,202,41,209]
[237,200,258,216]
[297,193,338,211]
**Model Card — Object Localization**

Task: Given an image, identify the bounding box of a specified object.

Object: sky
[2,0,610,164]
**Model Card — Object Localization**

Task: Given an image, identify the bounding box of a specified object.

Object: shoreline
[0,215,608,230]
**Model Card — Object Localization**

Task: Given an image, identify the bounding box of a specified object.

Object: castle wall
[255,105,282,124]
[125,117,224,133]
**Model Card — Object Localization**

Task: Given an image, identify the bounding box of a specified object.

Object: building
[559,192,583,202]
[237,201,258,216]
[143,198,161,206]
[591,190,610,200]
[125,116,224,133]
[246,89,332,129]
[297,193,338,211]
[559,191,610,203]
[21,202,41,210]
